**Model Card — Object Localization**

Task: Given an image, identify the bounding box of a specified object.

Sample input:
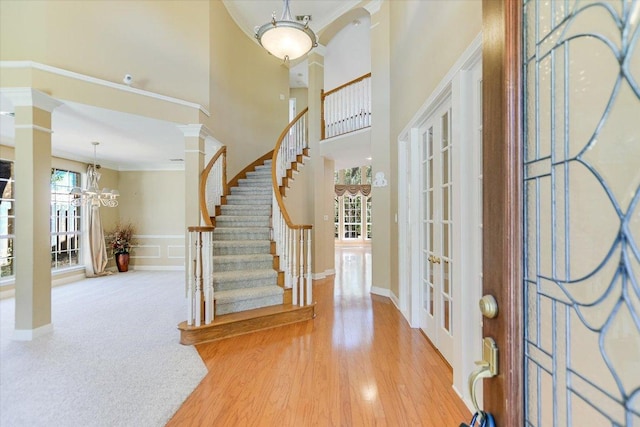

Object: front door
[419,98,454,364]
[482,0,640,425]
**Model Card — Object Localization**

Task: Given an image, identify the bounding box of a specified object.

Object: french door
[420,98,454,363]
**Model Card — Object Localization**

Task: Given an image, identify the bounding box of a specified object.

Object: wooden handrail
[199,145,227,226]
[321,72,372,99]
[271,107,313,230]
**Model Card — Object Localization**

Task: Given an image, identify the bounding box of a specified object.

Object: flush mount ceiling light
[255,0,318,61]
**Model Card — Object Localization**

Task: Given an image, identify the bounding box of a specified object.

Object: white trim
[13,323,53,341]
[13,124,53,134]
[364,0,383,15]
[0,87,63,112]
[178,124,213,140]
[0,62,210,117]
[308,60,325,69]
[398,33,482,141]
[130,245,161,259]
[389,290,400,309]
[370,286,391,297]
[312,269,335,280]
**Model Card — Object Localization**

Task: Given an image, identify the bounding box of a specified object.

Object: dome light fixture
[255,0,318,61]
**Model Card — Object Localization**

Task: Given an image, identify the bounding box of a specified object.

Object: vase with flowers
[108,222,135,272]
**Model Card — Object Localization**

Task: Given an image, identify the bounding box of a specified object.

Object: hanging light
[70,142,119,207]
[255,0,318,61]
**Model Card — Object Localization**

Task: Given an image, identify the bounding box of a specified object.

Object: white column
[2,88,62,340]
[179,124,209,289]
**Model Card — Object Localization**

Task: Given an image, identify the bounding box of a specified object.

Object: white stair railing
[321,73,372,140]
[200,146,227,226]
[186,226,215,326]
[271,108,313,307]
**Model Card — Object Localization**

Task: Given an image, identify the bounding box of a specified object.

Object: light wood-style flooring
[167,245,470,426]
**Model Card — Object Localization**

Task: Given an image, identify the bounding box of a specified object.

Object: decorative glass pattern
[523,1,640,426]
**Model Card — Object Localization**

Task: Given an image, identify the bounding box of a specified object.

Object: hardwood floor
[167,245,471,426]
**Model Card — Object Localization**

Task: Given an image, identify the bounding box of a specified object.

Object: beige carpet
[0,270,207,427]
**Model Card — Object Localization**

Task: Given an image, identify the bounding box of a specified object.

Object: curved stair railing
[199,146,227,226]
[272,108,313,306]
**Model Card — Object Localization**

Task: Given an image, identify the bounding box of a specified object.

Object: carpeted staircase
[212,160,284,315]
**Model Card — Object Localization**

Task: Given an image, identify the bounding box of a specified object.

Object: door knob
[479,295,498,319]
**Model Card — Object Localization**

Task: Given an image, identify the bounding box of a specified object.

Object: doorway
[399,35,483,408]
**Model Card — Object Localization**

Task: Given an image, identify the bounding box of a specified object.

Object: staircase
[179,109,314,345]
[212,160,284,315]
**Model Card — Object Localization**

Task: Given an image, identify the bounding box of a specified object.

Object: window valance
[334,184,371,197]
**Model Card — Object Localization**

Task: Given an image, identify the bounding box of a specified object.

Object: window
[50,169,81,270]
[0,160,14,278]
[334,165,373,243]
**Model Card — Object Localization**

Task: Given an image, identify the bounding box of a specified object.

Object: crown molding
[0,88,63,113]
[0,61,210,117]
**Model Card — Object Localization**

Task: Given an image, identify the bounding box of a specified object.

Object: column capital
[364,0,383,15]
[0,88,63,113]
[177,124,213,140]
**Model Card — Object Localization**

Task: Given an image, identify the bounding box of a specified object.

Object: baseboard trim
[13,323,53,341]
[390,291,400,310]
[370,286,391,298]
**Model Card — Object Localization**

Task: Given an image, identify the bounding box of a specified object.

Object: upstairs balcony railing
[321,72,371,140]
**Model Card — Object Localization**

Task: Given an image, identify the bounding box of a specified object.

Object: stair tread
[213,253,272,262]
[213,268,277,282]
[215,285,283,302]
[213,240,271,246]
[213,227,270,232]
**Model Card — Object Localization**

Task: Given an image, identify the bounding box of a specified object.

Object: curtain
[84,166,109,277]
[334,184,371,197]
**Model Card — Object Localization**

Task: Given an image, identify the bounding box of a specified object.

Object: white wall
[324,15,371,91]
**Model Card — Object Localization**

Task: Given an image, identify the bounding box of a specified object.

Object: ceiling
[0,1,366,171]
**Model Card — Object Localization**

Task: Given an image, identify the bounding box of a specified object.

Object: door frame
[481,0,523,425]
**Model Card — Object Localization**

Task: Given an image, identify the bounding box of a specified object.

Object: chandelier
[255,0,318,61]
[70,142,119,208]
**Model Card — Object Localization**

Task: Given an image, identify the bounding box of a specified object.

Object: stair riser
[215,219,270,228]
[213,246,271,256]
[238,179,272,187]
[214,276,277,291]
[215,295,283,316]
[231,191,272,197]
[213,259,273,272]
[225,197,272,205]
[220,206,271,216]
[213,231,270,241]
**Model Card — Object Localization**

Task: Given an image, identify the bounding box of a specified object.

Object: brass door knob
[479,295,498,318]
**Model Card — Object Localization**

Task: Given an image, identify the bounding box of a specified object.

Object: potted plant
[108,222,135,272]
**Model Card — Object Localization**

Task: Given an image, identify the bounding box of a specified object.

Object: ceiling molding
[0,88,63,113]
[0,61,210,117]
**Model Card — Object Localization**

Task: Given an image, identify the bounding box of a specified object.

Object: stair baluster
[187,226,215,326]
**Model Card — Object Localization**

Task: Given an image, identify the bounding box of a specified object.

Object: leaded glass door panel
[522,0,640,425]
